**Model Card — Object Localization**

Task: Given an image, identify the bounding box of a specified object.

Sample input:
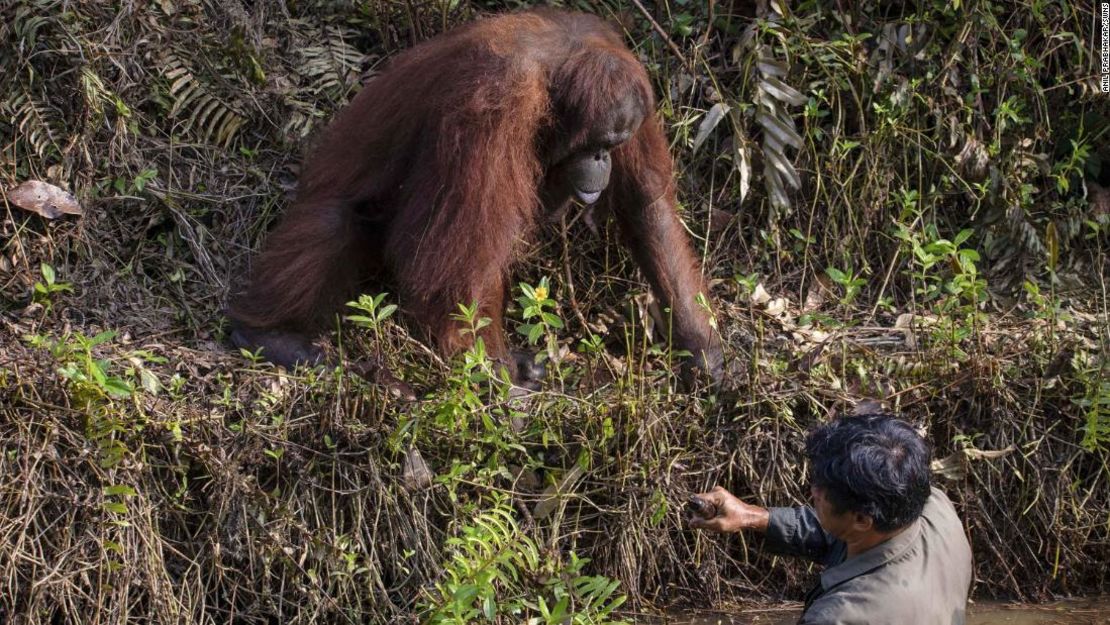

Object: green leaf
[649,490,667,526]
[104,484,137,497]
[453,584,479,605]
[133,168,157,192]
[924,241,953,255]
[90,330,117,346]
[542,313,563,328]
[103,378,133,398]
[40,263,56,284]
[89,361,109,386]
[551,595,569,620]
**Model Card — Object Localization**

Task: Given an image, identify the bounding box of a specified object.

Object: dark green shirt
[765,487,972,625]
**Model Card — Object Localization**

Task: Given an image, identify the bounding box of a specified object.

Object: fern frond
[162,54,246,146]
[4,91,63,161]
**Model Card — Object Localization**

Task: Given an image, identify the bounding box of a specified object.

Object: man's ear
[851,512,874,533]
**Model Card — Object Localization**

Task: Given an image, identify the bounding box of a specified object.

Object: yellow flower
[534,286,548,301]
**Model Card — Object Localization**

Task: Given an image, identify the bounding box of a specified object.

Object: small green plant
[1073,350,1110,452]
[825,265,867,306]
[111,167,158,195]
[346,292,398,334]
[26,329,133,404]
[732,271,759,296]
[32,263,72,311]
[420,496,627,625]
[346,292,399,349]
[994,96,1028,133]
[788,228,817,257]
[894,222,989,360]
[516,278,564,363]
[1051,137,1091,194]
[526,551,627,625]
[102,484,137,515]
[237,345,266,364]
[399,302,511,444]
[895,225,987,311]
[24,329,163,468]
[452,301,498,385]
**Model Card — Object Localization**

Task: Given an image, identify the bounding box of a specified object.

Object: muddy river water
[646,598,1110,624]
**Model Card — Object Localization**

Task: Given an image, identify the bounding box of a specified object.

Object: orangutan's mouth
[575,188,603,204]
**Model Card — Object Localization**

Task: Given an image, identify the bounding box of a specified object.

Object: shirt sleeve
[764,505,841,562]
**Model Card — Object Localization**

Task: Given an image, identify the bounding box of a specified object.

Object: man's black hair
[805,413,932,532]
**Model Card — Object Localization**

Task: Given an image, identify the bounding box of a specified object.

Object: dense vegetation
[1,1,1106,623]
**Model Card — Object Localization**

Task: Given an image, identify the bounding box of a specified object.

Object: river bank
[656,598,1110,624]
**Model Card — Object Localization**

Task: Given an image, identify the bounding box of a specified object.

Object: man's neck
[845,523,912,559]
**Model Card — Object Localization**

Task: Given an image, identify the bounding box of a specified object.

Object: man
[690,414,973,625]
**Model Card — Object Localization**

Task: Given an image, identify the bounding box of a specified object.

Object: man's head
[806,414,931,537]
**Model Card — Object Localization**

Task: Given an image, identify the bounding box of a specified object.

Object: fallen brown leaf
[8,180,83,219]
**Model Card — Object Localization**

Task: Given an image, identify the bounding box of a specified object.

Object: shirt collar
[820,518,922,590]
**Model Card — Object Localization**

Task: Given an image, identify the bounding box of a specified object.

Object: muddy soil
[653,598,1110,625]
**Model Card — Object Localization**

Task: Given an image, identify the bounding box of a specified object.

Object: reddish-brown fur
[230,8,722,382]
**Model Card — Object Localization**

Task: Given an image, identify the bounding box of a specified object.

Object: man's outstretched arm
[689,486,841,563]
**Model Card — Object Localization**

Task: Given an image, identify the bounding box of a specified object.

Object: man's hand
[688,486,771,534]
